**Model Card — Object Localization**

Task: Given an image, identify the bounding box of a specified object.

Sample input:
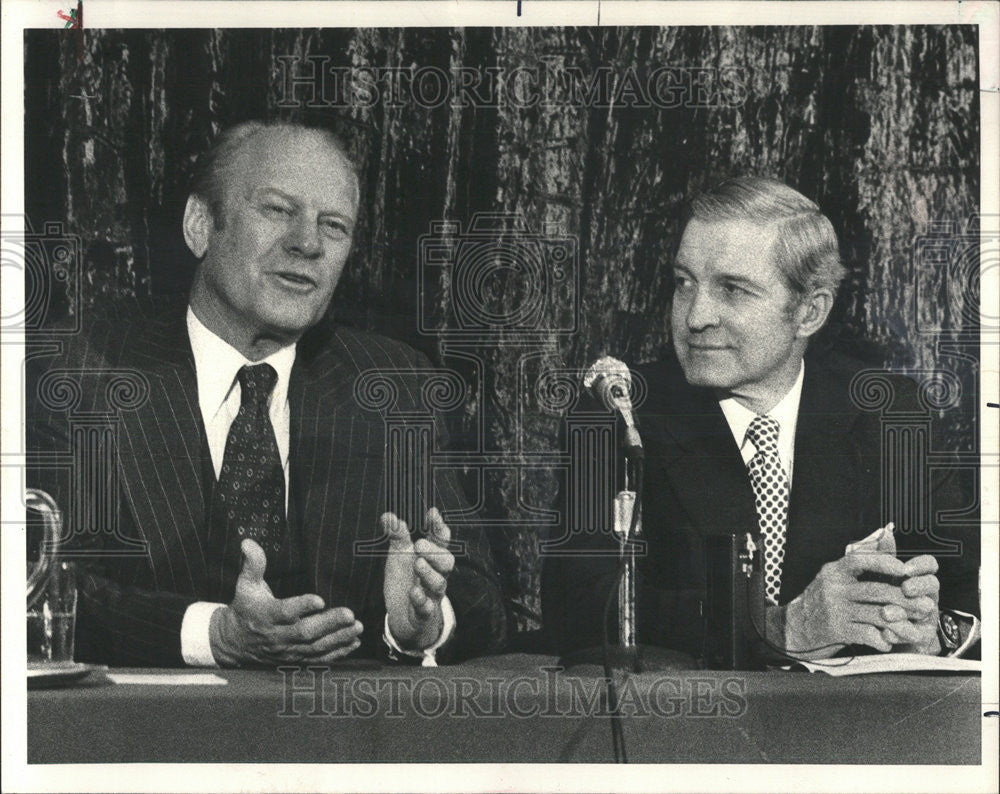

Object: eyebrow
[671,263,765,292]
[717,274,760,287]
[253,186,356,222]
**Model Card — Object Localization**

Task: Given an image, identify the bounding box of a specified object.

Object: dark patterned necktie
[213,363,286,554]
[745,415,789,605]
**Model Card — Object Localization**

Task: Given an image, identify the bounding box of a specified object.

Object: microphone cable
[741,569,859,666]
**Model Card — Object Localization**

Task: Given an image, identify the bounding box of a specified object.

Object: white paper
[106,673,227,686]
[791,653,981,677]
[845,523,896,555]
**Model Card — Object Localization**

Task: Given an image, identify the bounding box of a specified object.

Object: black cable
[742,573,858,666]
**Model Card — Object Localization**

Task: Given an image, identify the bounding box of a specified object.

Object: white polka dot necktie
[212,363,286,554]
[745,415,789,605]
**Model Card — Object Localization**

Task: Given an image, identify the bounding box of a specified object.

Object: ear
[794,287,834,339]
[182,194,213,259]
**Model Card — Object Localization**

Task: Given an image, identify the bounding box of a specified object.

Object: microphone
[583,356,643,456]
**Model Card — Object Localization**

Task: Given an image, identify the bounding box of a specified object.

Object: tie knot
[237,363,278,409]
[746,414,781,455]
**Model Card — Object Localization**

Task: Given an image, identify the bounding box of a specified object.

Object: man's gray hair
[189,120,358,227]
[687,176,846,297]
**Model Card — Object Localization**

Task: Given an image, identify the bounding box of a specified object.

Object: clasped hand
[782,552,940,659]
[209,507,454,666]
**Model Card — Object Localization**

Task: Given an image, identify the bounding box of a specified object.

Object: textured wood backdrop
[24,26,981,634]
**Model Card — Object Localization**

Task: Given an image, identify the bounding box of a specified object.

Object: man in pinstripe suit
[27,122,507,667]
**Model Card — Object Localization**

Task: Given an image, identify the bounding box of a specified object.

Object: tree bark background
[23,26,981,635]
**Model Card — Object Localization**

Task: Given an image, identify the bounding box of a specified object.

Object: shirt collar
[718,360,805,449]
[186,306,297,421]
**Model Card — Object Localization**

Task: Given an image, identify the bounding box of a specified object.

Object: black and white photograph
[2,1,997,791]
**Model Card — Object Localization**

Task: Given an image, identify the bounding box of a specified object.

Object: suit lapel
[116,302,208,593]
[289,326,384,610]
[644,361,760,539]
[780,361,867,601]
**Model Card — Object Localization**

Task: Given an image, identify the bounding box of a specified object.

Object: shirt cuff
[181,601,226,667]
[383,596,456,667]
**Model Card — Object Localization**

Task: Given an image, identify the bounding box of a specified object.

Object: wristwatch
[936,609,980,658]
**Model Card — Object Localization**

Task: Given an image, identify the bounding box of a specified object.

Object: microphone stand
[567,364,693,675]
[609,435,692,673]
[614,452,642,671]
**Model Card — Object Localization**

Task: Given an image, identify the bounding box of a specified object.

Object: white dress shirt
[188,308,296,494]
[718,361,805,486]
[180,307,454,666]
[180,308,296,666]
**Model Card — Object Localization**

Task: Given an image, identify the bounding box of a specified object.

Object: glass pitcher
[26,488,77,665]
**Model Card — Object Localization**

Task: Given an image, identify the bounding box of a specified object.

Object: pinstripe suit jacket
[27,296,507,666]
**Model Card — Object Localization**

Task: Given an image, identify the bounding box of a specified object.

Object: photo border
[2,2,997,793]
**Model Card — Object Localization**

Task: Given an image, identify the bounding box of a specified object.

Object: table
[28,655,982,764]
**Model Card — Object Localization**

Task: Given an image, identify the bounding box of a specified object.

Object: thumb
[239,539,267,585]
[425,506,451,547]
[381,512,413,554]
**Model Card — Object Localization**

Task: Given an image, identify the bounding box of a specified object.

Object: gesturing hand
[209,539,363,667]
[783,552,936,659]
[382,507,455,651]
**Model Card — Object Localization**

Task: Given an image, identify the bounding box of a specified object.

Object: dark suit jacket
[27,297,507,666]
[542,351,980,659]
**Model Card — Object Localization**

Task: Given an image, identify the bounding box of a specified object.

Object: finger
[911,622,940,651]
[239,539,268,584]
[310,638,363,664]
[900,595,937,620]
[850,581,910,606]
[853,624,892,652]
[881,627,903,645]
[881,620,924,644]
[414,556,448,598]
[855,605,930,639]
[901,573,939,599]
[414,538,455,576]
[849,603,906,628]
[843,552,906,579]
[852,582,936,616]
[296,621,364,655]
[880,604,909,624]
[902,554,938,578]
[410,584,436,620]
[424,506,451,547]
[381,512,413,554]
[292,607,358,641]
[269,593,327,624]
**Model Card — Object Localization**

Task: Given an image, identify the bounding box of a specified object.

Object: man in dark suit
[543,177,979,662]
[27,121,506,667]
